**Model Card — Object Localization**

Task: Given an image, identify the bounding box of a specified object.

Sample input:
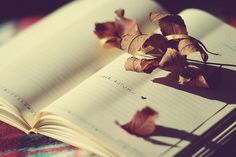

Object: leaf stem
[133,52,236,67]
[187,59,236,67]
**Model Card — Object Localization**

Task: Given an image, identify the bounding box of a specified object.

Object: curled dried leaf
[116,106,159,137]
[94,9,141,49]
[178,38,208,62]
[142,34,167,57]
[121,33,168,56]
[121,34,151,55]
[150,13,188,36]
[125,57,160,73]
[159,48,187,71]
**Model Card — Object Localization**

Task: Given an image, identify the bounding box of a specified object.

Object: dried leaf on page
[121,33,167,56]
[178,38,208,62]
[116,107,159,137]
[159,48,186,71]
[121,34,151,55]
[149,12,210,62]
[124,57,160,73]
[142,34,168,57]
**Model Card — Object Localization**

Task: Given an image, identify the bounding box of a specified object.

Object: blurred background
[0,0,235,22]
[0,0,235,44]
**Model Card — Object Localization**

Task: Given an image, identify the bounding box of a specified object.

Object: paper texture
[42,9,236,157]
[0,0,161,125]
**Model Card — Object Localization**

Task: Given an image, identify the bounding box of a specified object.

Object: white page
[0,0,162,125]
[42,9,236,157]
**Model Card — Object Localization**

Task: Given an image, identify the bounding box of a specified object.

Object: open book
[0,0,235,156]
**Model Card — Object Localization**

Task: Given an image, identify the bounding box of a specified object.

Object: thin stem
[133,52,236,67]
[187,59,236,67]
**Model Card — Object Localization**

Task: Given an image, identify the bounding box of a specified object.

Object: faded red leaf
[94,22,116,38]
[116,107,159,137]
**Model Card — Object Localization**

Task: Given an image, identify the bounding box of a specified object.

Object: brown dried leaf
[142,34,167,57]
[116,106,159,137]
[178,38,208,62]
[149,13,209,62]
[94,9,141,49]
[124,57,160,73]
[121,33,168,56]
[150,13,188,36]
[121,34,150,55]
[159,48,186,71]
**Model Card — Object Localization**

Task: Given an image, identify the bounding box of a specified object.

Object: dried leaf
[178,38,208,62]
[121,33,168,56]
[124,57,160,73]
[94,22,117,38]
[159,48,186,71]
[94,9,141,49]
[94,9,217,88]
[150,13,188,36]
[121,34,151,55]
[142,34,167,57]
[116,107,159,137]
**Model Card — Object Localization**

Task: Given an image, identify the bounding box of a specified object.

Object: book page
[41,9,236,157]
[0,0,162,126]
